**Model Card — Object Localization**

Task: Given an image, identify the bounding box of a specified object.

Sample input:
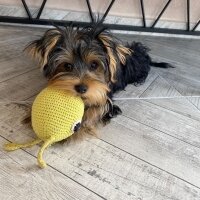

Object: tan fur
[49,77,80,96]
[82,78,109,106]
[98,34,117,82]
[98,34,132,82]
[49,73,109,107]
[67,103,108,142]
[48,74,109,141]
[116,45,132,64]
[25,29,61,69]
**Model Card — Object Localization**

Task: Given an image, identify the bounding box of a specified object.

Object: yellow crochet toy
[4,86,84,168]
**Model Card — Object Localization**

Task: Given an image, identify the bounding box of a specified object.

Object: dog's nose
[75,84,88,94]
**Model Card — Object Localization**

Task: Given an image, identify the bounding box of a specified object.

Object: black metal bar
[192,19,200,31]
[140,0,146,27]
[151,0,172,28]
[187,0,190,31]
[36,0,47,19]
[1,16,200,36]
[86,0,94,22]
[21,0,32,19]
[100,0,115,23]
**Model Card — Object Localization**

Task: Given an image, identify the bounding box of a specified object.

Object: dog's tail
[150,61,174,68]
[127,42,174,69]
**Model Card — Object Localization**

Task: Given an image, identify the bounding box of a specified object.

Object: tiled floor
[1,25,200,200]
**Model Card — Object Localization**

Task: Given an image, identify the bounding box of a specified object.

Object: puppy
[26,22,172,140]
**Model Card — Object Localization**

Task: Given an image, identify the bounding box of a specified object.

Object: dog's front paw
[102,104,122,125]
[106,104,122,118]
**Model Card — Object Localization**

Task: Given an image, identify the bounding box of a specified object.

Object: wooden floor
[1,25,200,200]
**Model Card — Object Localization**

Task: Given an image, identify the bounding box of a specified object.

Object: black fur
[105,39,173,120]
[111,42,151,93]
[109,42,173,96]
[27,22,173,127]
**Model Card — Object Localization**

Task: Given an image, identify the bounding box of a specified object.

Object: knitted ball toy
[4,86,84,168]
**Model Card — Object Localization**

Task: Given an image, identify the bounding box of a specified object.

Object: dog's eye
[64,63,73,72]
[90,61,98,71]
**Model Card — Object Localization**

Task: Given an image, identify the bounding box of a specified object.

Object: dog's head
[26,24,131,106]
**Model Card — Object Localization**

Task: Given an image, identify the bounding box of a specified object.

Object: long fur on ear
[98,34,117,82]
[79,21,132,83]
[25,29,62,69]
[116,44,132,65]
[98,33,131,83]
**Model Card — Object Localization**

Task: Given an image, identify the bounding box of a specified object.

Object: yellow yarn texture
[4,86,84,168]
[32,86,84,142]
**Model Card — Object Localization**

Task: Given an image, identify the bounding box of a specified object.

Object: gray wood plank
[150,54,200,83]
[119,34,200,53]
[0,25,46,32]
[140,75,181,98]
[144,98,200,122]
[158,71,200,97]
[0,137,103,200]
[0,34,40,45]
[0,69,46,101]
[187,97,200,111]
[0,38,34,61]
[101,114,200,188]
[114,69,158,98]
[138,75,200,121]
[146,39,200,59]
[0,29,42,65]
[0,56,37,82]
[117,99,200,147]
[1,102,200,200]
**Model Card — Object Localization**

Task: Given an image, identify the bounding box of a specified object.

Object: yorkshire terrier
[25,22,172,140]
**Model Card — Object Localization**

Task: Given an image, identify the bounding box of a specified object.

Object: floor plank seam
[114,95,200,101]
[119,114,200,150]
[0,68,37,84]
[157,74,200,113]
[157,73,200,111]
[0,35,38,44]
[138,75,159,98]
[24,92,40,101]
[186,97,200,113]
[158,70,200,85]
[143,99,200,122]
[100,138,200,191]
[151,53,200,67]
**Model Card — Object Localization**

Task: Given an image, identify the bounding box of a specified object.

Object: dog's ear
[98,34,131,83]
[116,44,132,65]
[25,29,62,69]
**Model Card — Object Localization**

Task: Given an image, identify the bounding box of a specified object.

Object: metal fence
[0,0,200,35]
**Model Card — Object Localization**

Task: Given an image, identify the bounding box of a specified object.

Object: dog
[25,22,172,140]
